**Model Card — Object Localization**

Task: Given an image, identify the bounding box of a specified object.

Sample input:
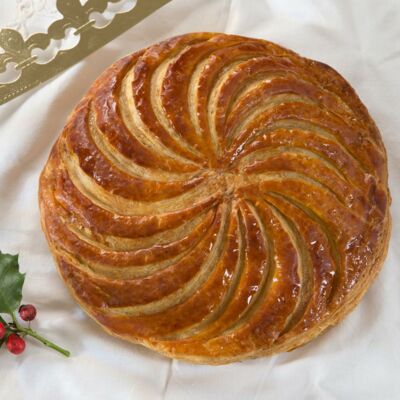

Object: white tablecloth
[1,0,400,398]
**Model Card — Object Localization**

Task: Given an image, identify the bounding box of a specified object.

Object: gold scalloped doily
[0,0,171,105]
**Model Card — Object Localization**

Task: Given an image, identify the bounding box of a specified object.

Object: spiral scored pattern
[39,33,390,364]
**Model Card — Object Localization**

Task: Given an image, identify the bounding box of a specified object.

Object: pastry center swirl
[208,169,249,198]
[38,32,390,364]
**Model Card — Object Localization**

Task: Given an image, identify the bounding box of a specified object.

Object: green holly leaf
[0,252,25,314]
[0,307,8,349]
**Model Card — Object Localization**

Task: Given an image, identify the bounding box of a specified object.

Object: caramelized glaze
[39,33,391,364]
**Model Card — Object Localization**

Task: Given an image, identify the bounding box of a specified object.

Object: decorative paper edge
[0,0,171,105]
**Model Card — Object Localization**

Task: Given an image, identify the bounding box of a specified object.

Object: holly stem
[11,313,70,357]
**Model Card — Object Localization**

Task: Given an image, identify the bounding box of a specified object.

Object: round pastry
[39,33,391,364]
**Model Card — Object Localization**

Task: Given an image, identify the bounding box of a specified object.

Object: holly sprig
[0,251,70,357]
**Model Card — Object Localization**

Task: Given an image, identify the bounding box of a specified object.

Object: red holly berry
[19,304,37,321]
[6,334,25,355]
[0,322,6,340]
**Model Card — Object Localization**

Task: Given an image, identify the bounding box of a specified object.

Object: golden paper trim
[0,0,171,105]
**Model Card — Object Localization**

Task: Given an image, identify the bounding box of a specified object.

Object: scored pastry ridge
[39,32,391,364]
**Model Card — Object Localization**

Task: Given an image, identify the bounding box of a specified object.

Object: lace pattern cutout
[0,0,171,104]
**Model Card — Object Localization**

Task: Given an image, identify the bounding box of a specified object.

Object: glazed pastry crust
[39,33,391,364]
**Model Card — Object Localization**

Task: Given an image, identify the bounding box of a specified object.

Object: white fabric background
[1,0,400,398]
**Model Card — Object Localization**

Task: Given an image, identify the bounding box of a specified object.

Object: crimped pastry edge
[38,32,392,365]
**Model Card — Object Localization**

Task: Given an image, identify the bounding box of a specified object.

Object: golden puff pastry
[39,33,391,364]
